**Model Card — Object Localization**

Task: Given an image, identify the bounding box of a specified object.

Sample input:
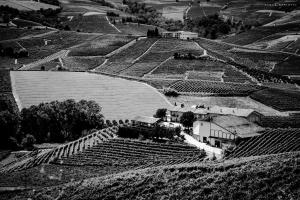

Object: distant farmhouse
[167,105,264,149]
[161,31,198,40]
[193,115,264,148]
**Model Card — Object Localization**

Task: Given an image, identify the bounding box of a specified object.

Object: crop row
[228,128,300,158]
[57,138,205,168]
[250,88,300,111]
[170,80,261,95]
[0,127,118,173]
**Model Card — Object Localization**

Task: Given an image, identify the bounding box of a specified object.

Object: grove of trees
[0,99,105,150]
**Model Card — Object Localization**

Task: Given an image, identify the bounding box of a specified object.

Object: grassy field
[5,151,299,200]
[68,35,135,56]
[10,71,171,120]
[65,14,119,33]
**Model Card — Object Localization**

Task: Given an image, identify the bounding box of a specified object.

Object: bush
[21,134,36,150]
[163,88,179,97]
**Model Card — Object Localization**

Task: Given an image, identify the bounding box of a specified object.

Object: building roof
[212,115,264,138]
[169,105,207,115]
[132,116,161,124]
[207,106,256,117]
[162,31,198,35]
[169,105,261,117]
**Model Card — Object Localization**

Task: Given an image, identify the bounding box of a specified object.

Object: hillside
[3,151,299,200]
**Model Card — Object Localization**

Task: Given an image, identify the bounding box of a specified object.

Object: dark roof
[213,115,264,138]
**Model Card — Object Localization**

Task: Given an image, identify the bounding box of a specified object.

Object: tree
[154,108,167,120]
[21,134,36,150]
[180,111,195,129]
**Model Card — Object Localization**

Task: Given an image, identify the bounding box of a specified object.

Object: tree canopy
[180,111,195,128]
[20,99,104,143]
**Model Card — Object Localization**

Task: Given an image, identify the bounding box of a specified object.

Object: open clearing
[10,71,171,120]
[167,95,286,116]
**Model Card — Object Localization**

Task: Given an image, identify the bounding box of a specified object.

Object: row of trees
[0,99,105,150]
[118,126,183,142]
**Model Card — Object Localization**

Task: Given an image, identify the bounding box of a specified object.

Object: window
[203,137,207,143]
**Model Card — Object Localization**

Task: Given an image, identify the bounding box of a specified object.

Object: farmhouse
[161,31,198,40]
[168,105,263,123]
[193,115,265,148]
[131,116,161,128]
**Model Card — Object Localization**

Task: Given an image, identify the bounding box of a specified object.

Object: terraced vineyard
[96,38,158,74]
[120,39,204,77]
[57,138,205,168]
[170,80,262,96]
[259,116,300,128]
[250,88,300,111]
[11,71,171,120]
[0,127,118,173]
[228,128,300,158]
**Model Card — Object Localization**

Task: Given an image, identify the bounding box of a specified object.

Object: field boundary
[132,39,159,63]
[106,16,121,33]
[9,72,22,111]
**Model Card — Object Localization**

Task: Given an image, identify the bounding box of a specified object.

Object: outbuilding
[193,115,264,148]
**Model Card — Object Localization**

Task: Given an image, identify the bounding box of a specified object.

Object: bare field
[11,71,171,120]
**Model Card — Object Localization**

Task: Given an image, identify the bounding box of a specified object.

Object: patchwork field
[0,31,98,69]
[10,71,171,120]
[97,38,204,77]
[0,0,60,11]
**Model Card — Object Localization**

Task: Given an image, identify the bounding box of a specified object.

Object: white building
[161,31,198,40]
[193,115,265,149]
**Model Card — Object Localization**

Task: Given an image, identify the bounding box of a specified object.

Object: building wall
[180,33,198,40]
[193,121,234,148]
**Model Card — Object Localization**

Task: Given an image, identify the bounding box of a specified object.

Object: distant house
[161,31,198,40]
[131,116,161,128]
[167,105,263,123]
[193,115,265,148]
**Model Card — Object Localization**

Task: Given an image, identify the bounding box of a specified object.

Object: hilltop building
[161,31,198,40]
[193,115,264,148]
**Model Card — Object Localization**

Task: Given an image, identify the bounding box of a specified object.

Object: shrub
[163,88,179,97]
[21,134,36,150]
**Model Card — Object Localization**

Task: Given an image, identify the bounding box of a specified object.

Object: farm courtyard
[10,71,172,120]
